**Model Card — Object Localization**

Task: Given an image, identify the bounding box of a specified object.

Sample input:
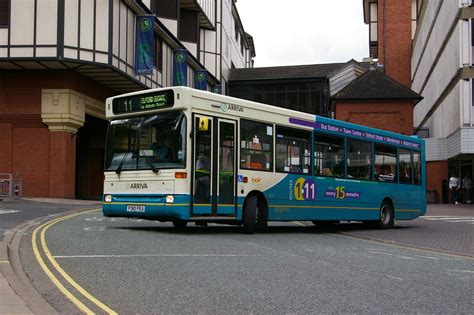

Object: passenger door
[192,115,237,217]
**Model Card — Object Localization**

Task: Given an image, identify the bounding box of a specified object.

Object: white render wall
[0,0,252,90]
[412,1,470,135]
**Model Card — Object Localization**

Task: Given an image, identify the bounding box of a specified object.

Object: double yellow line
[32,210,117,315]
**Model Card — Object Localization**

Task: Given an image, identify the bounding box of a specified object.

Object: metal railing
[0,174,23,198]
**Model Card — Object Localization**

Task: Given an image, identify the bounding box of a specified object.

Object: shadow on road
[108,221,420,235]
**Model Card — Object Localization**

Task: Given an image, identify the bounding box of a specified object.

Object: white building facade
[412,0,474,200]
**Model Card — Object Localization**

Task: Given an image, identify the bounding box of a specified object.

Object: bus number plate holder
[127,205,145,212]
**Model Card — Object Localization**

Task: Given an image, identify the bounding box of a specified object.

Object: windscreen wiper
[137,143,159,174]
[115,152,130,175]
[136,120,159,174]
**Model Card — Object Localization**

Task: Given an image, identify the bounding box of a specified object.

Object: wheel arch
[243,190,269,219]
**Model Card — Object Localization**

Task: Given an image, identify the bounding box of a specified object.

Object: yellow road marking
[33,209,118,314]
[0,260,9,264]
[32,217,95,314]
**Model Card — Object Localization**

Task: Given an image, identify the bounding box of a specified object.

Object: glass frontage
[229,80,329,116]
[105,112,186,172]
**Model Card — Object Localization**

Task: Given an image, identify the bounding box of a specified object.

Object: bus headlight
[104,195,112,203]
[165,195,174,203]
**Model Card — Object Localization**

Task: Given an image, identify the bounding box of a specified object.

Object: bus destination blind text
[112,90,174,114]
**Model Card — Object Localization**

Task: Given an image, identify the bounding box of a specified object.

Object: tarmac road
[19,207,474,314]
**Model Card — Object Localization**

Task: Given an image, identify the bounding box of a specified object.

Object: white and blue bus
[102,87,426,233]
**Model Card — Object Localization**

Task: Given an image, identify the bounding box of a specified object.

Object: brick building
[0,0,255,198]
[331,67,422,136]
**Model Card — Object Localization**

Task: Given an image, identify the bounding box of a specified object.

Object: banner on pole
[194,70,207,90]
[211,85,221,94]
[134,15,154,75]
[173,49,188,86]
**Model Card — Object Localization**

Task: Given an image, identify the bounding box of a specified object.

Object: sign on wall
[134,15,154,75]
[173,49,188,86]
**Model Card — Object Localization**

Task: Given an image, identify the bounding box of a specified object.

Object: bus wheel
[173,220,188,229]
[242,195,257,234]
[376,200,394,229]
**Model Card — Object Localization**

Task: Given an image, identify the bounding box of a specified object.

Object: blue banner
[211,85,221,94]
[173,49,188,86]
[194,70,207,90]
[134,15,154,75]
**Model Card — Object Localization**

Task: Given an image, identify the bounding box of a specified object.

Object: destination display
[112,90,174,114]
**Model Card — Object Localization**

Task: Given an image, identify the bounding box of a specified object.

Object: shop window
[347,140,372,180]
[374,145,397,182]
[240,120,273,171]
[314,133,345,177]
[399,149,413,184]
[275,127,311,174]
[413,151,422,185]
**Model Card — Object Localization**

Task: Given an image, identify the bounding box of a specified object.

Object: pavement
[0,198,472,314]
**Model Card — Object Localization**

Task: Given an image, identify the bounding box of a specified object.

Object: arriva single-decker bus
[102,87,426,233]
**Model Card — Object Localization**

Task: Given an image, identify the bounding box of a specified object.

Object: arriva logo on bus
[126,183,149,190]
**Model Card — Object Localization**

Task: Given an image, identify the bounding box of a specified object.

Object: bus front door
[192,115,237,217]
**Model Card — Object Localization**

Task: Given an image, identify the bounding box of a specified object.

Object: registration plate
[126,205,145,212]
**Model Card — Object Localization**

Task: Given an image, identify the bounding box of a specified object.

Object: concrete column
[41,89,85,198]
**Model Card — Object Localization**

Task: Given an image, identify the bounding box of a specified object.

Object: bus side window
[275,126,311,174]
[413,151,421,185]
[347,139,372,180]
[374,145,397,182]
[314,133,345,178]
[240,119,273,171]
[399,149,413,184]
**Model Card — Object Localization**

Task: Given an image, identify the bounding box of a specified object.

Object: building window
[240,119,273,171]
[154,0,178,19]
[374,145,397,182]
[235,22,239,41]
[275,127,311,174]
[179,9,198,43]
[314,133,345,177]
[471,19,474,65]
[347,139,372,180]
[369,1,378,59]
[0,0,9,28]
[154,36,163,71]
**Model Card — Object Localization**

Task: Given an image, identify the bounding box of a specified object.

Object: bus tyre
[173,220,188,229]
[242,196,257,234]
[376,201,394,229]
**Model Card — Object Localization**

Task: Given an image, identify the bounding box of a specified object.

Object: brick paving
[338,204,474,257]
